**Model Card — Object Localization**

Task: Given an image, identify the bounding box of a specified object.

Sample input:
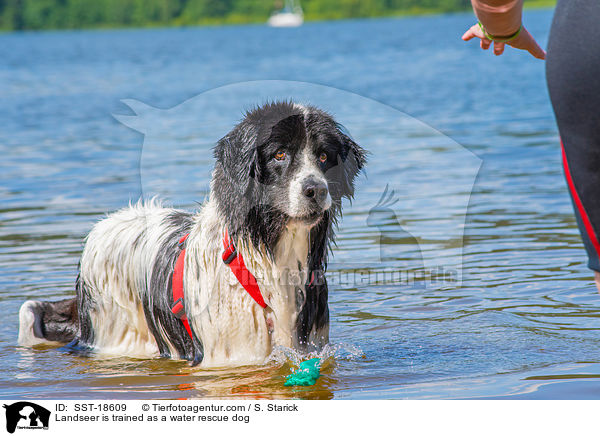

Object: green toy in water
[284,358,321,386]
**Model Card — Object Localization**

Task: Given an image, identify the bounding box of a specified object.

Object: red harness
[170,230,267,340]
[221,229,267,309]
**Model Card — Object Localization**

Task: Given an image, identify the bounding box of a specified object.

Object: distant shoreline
[0,1,556,33]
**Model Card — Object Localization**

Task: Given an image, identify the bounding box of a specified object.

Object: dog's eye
[274,150,287,161]
[319,152,328,163]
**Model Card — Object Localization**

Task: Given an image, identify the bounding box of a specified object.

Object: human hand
[462,23,546,60]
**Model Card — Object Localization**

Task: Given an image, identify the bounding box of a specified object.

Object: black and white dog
[18,101,366,367]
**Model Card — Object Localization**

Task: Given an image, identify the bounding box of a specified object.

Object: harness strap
[222,229,267,308]
[171,233,194,340]
[171,230,268,343]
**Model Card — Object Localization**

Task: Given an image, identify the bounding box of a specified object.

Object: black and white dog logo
[3,402,50,433]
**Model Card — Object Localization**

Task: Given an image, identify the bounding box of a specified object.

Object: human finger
[507,27,546,60]
[462,24,486,41]
[493,41,505,56]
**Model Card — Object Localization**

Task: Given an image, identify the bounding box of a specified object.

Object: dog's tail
[18,298,78,346]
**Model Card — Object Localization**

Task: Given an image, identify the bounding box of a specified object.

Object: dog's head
[213,101,366,255]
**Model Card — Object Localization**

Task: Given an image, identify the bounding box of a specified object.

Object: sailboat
[267,0,303,27]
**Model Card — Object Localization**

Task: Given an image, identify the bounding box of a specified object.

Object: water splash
[267,342,365,369]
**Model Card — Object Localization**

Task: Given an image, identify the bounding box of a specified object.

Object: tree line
[0,0,552,31]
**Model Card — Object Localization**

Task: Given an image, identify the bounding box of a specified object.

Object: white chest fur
[185,202,311,367]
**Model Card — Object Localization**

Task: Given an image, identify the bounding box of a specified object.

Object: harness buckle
[222,244,238,265]
[178,234,189,249]
[171,297,186,318]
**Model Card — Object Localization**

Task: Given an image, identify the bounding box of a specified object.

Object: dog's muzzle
[301,177,329,210]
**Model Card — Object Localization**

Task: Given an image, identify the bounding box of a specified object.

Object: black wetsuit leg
[546,0,600,271]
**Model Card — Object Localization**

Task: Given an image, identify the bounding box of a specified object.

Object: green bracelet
[478,21,523,43]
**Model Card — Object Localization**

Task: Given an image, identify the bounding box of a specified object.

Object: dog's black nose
[302,179,328,203]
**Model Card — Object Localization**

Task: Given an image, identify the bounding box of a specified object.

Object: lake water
[3,8,600,400]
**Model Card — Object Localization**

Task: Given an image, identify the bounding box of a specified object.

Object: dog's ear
[246,145,261,188]
[329,125,367,200]
[213,129,262,238]
[296,212,331,348]
[340,130,366,171]
[215,131,261,194]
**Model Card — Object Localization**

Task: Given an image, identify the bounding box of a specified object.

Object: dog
[17,101,366,367]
